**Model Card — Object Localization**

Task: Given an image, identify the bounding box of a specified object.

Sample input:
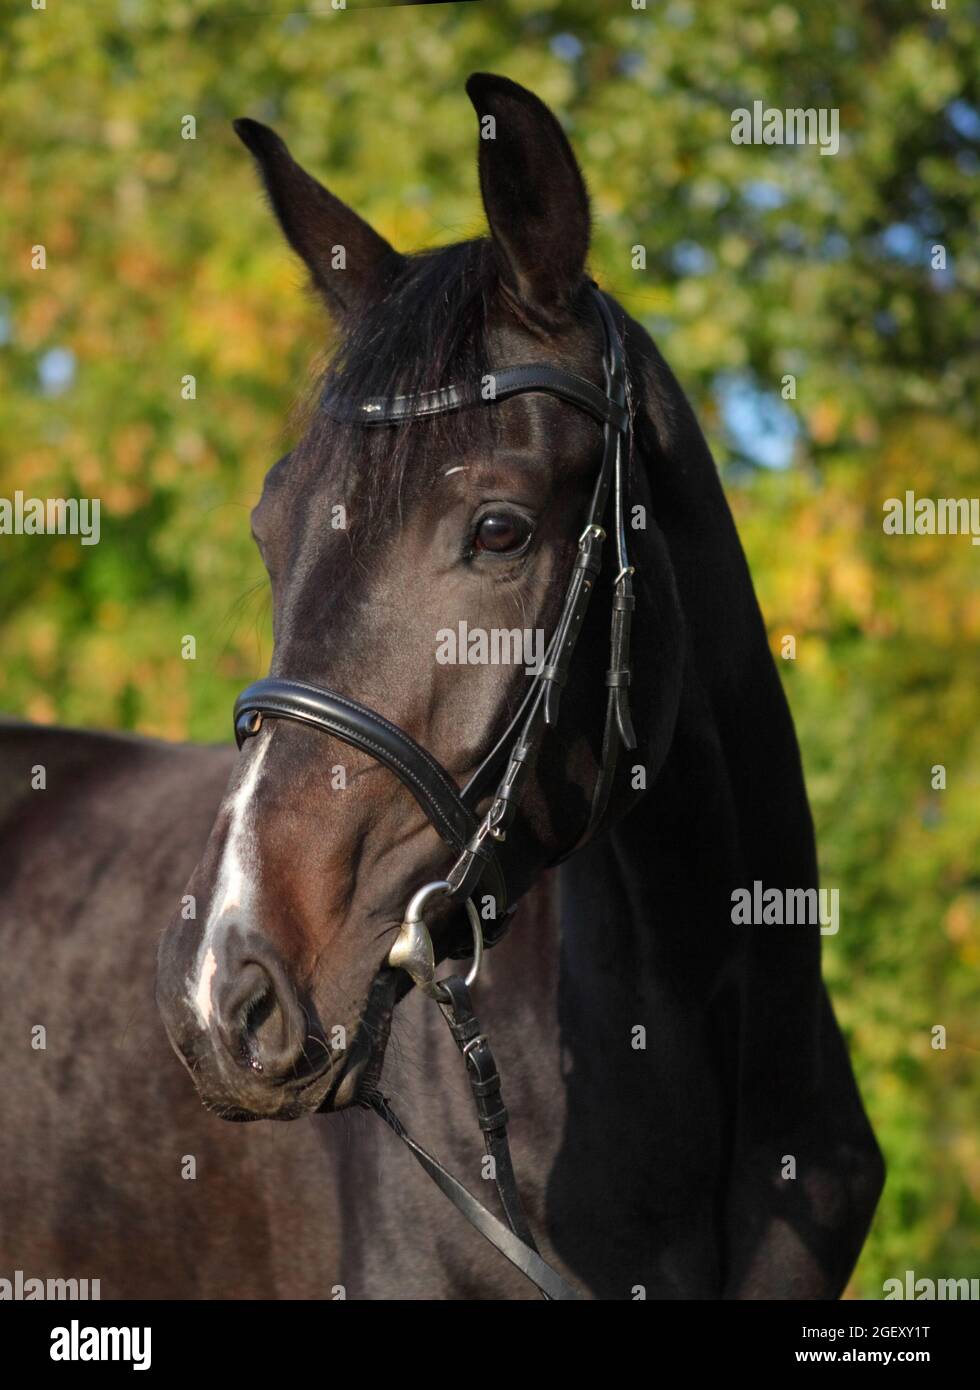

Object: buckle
[578,523,606,548]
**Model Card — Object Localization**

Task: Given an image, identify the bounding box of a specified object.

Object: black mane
[326,239,497,410]
[301,239,501,537]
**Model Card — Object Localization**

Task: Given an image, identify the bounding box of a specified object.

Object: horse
[1,73,883,1299]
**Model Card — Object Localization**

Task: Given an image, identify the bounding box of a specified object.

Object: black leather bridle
[233,284,636,1300]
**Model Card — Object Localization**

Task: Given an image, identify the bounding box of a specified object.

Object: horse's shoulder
[0,720,235,826]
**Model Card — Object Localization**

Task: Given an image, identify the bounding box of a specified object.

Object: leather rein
[233,284,636,1300]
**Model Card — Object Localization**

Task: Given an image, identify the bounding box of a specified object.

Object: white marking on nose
[189,731,273,1027]
[195,947,218,1026]
[444,466,468,477]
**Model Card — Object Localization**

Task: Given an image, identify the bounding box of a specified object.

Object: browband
[322,363,629,433]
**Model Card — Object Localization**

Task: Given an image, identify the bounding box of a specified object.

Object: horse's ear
[233,118,402,319]
[466,73,591,329]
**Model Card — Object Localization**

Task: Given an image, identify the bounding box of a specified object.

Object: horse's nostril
[215,952,306,1082]
[238,963,273,1021]
[242,970,288,1066]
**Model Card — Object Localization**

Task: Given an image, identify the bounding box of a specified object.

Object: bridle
[233,283,636,1300]
[235,286,635,942]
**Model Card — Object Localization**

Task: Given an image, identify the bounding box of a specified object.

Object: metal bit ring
[387,881,484,998]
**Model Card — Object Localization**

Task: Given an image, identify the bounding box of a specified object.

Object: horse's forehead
[262,297,608,564]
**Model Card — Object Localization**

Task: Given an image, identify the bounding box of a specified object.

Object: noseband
[233,284,636,1300]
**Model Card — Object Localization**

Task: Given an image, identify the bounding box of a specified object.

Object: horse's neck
[478,690,741,1131]
[349,695,741,1297]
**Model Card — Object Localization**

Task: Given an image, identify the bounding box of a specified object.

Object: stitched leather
[373,975,580,1301]
[373,1094,579,1301]
[323,363,629,432]
[234,677,506,915]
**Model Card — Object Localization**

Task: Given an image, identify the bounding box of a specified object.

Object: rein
[233,284,635,1300]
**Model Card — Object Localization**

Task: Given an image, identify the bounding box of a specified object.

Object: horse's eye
[473,512,533,555]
